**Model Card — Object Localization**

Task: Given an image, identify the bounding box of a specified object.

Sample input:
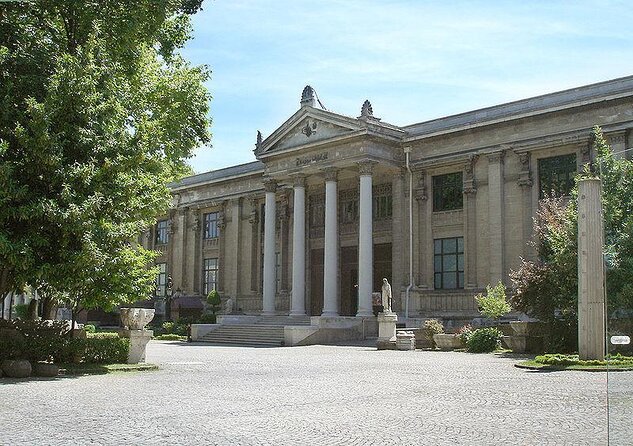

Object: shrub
[14,304,29,319]
[87,332,119,339]
[475,282,511,320]
[162,321,187,336]
[457,324,473,345]
[197,314,217,324]
[0,336,27,361]
[424,319,444,335]
[207,290,221,315]
[84,324,97,333]
[154,334,186,341]
[82,338,129,364]
[467,327,503,353]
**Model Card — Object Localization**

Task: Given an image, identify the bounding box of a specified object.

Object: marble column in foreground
[357,161,375,317]
[322,168,339,317]
[262,180,277,315]
[290,176,306,316]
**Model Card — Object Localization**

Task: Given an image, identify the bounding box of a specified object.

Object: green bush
[154,334,186,341]
[535,353,633,367]
[84,324,97,333]
[475,282,511,320]
[467,327,503,353]
[82,337,129,364]
[457,324,473,345]
[87,332,119,339]
[162,321,187,336]
[0,336,27,361]
[196,314,217,324]
[14,303,29,319]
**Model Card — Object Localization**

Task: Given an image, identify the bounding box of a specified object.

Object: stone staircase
[197,315,312,347]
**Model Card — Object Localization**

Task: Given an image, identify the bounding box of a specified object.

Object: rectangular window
[155,263,167,297]
[155,219,169,245]
[203,258,218,296]
[372,195,392,219]
[538,154,577,198]
[203,212,219,239]
[432,172,463,212]
[434,237,464,290]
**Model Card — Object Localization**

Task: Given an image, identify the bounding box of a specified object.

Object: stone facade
[144,76,633,320]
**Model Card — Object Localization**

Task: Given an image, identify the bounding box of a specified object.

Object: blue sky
[182,0,633,174]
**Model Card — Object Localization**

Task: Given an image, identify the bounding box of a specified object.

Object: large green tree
[510,126,633,351]
[0,1,210,321]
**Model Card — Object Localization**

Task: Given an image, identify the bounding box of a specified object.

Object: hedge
[0,328,129,365]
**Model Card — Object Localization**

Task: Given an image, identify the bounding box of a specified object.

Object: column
[487,150,505,284]
[322,168,339,317]
[391,169,405,311]
[216,203,226,293]
[262,180,277,315]
[357,162,374,317]
[517,152,535,261]
[413,171,428,288]
[290,176,306,316]
[463,155,478,288]
[248,197,260,293]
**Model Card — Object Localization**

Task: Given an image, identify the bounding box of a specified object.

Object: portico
[255,87,404,318]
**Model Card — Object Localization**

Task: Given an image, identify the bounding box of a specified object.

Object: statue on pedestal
[381,278,392,314]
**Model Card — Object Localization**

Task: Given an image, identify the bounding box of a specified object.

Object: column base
[261,311,277,316]
[321,311,339,317]
[355,310,374,318]
[289,311,307,317]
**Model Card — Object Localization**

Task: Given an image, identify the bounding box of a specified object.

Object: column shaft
[322,173,339,316]
[357,173,374,317]
[290,182,306,316]
[262,186,277,315]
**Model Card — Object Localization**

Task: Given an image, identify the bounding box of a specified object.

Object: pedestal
[376,312,398,350]
[119,329,153,364]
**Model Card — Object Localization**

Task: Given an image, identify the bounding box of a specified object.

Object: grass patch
[153,334,187,341]
[516,353,633,371]
[59,363,158,375]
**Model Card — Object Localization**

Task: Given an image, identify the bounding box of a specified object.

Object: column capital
[487,150,505,164]
[323,167,338,182]
[291,174,307,188]
[263,178,278,193]
[357,160,378,176]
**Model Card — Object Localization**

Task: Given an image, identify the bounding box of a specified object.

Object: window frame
[203,211,219,239]
[433,236,465,290]
[203,258,219,296]
[538,153,577,198]
[432,172,463,212]
[155,219,169,245]
[155,263,167,297]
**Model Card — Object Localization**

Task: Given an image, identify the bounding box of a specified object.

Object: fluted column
[322,168,339,316]
[262,180,277,315]
[357,162,375,317]
[290,176,306,316]
[487,150,505,284]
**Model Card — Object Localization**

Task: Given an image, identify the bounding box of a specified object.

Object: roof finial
[300,85,316,107]
[255,130,263,152]
[361,100,373,118]
[358,99,380,121]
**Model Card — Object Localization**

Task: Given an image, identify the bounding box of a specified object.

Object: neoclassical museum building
[142,76,633,323]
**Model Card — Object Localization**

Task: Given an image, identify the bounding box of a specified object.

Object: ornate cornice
[291,174,307,188]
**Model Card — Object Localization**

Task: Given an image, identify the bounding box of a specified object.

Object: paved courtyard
[1,341,630,445]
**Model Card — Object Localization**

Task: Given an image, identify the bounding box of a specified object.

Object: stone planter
[502,335,526,353]
[33,362,59,377]
[510,321,529,336]
[1,359,32,378]
[433,334,463,351]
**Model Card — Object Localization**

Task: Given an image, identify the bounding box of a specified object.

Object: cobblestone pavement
[1,341,629,445]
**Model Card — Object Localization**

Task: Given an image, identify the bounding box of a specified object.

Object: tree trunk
[27,298,38,320]
[41,295,58,320]
[7,291,14,321]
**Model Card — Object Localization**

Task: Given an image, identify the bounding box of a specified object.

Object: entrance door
[309,249,324,316]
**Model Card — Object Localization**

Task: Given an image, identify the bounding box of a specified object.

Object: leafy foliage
[535,353,633,367]
[206,290,221,316]
[466,327,503,353]
[0,1,210,315]
[510,126,633,351]
[475,282,511,320]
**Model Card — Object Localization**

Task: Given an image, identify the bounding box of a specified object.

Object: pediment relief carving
[271,118,357,152]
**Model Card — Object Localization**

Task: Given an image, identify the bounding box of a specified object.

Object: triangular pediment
[257,107,364,156]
